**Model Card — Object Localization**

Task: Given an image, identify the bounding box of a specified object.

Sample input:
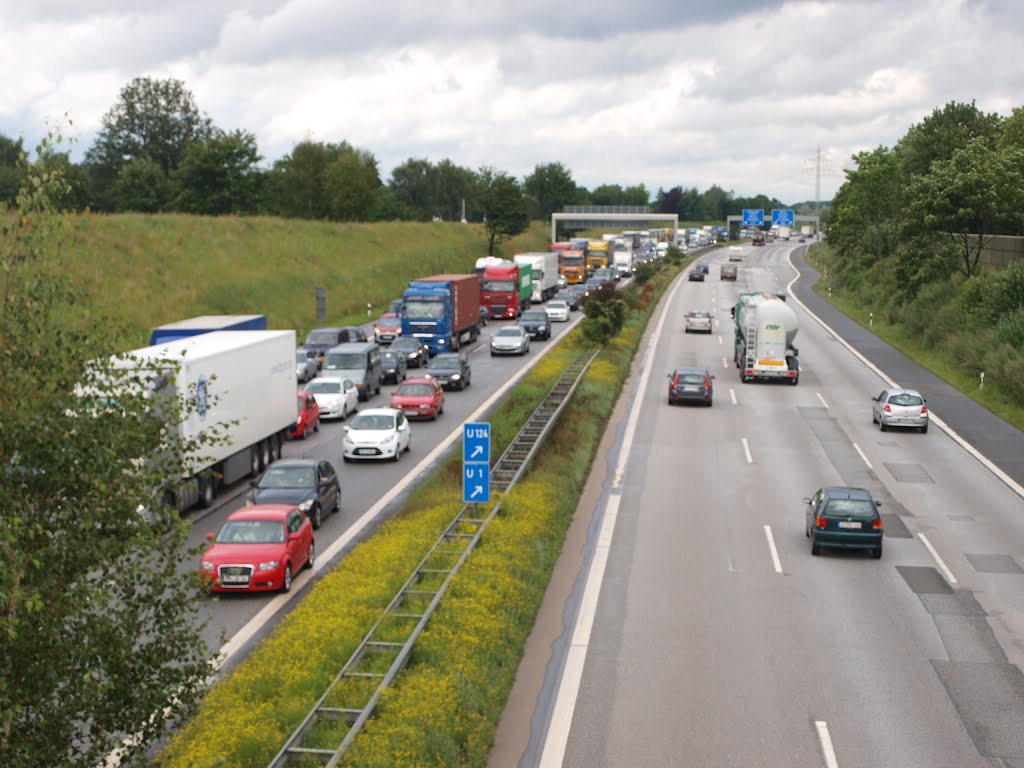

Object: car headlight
[298,499,314,511]
[450,374,461,380]
[258,560,280,571]
[201,560,215,571]
[408,353,417,359]
[382,433,397,444]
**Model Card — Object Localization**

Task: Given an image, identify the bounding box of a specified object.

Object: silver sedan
[490,325,531,356]
[684,310,713,334]
[872,388,929,433]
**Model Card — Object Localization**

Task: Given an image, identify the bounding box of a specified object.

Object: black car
[519,309,552,340]
[554,289,580,311]
[667,367,715,406]
[688,269,705,282]
[380,349,408,384]
[426,352,472,390]
[390,336,429,368]
[248,458,341,530]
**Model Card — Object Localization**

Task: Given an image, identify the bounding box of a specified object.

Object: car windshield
[889,393,924,406]
[396,384,434,396]
[306,331,339,345]
[306,380,341,394]
[392,339,419,351]
[217,519,286,544]
[824,498,877,518]
[429,356,458,369]
[677,374,705,384]
[523,311,546,321]
[350,413,395,430]
[688,312,711,318]
[259,466,315,489]
[382,351,400,363]
[548,301,567,308]
[497,327,523,337]
[324,352,364,370]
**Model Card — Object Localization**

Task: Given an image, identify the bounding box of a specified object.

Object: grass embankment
[805,243,1024,431]
[58,214,552,350]
[156,264,683,767]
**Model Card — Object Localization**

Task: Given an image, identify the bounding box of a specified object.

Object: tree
[113,157,173,212]
[0,133,25,205]
[172,129,263,215]
[827,146,901,267]
[622,183,650,207]
[388,157,437,220]
[999,106,1024,153]
[271,140,380,221]
[475,167,529,254]
[896,100,1001,179]
[902,139,1024,281]
[0,133,213,766]
[524,162,577,219]
[323,144,381,221]
[591,184,626,206]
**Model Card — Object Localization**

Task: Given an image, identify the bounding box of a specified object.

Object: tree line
[1,76,801,236]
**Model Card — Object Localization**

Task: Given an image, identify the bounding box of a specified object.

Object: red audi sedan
[389,377,445,420]
[199,505,314,593]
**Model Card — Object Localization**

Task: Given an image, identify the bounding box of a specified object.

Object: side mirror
[801,498,811,504]
[206,532,216,541]
[249,480,258,487]
[730,307,736,318]
[343,425,350,433]
[709,375,716,380]
[874,500,882,507]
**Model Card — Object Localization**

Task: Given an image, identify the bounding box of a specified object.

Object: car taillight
[872,518,883,530]
[921,405,928,414]
[884,404,892,413]
[815,515,826,528]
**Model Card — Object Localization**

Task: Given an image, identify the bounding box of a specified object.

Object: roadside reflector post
[980,371,985,389]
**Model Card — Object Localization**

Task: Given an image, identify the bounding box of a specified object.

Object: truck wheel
[198,475,215,509]
[789,376,799,386]
[249,447,260,477]
[260,439,272,469]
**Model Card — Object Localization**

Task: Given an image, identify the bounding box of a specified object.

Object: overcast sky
[2,0,1022,203]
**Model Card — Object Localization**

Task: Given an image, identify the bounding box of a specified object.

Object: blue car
[804,486,883,558]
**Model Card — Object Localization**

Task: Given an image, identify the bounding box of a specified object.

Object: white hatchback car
[342,408,411,462]
[872,388,929,433]
[305,376,359,420]
[544,300,571,322]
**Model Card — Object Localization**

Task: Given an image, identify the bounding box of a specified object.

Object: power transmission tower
[802,146,837,227]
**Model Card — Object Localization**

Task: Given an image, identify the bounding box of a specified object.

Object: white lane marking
[917,533,959,586]
[816,392,829,408]
[723,357,729,369]
[217,314,584,669]
[539,272,684,768]
[718,335,723,345]
[852,443,873,471]
[730,388,737,406]
[784,252,1024,502]
[763,525,783,573]
[742,438,753,464]
[815,720,840,768]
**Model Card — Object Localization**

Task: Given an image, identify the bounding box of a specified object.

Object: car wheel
[300,423,307,440]
[305,539,315,569]
[313,417,319,433]
[340,402,348,421]
[872,545,883,559]
[393,446,401,462]
[310,505,322,530]
[805,523,810,538]
[343,455,351,463]
[706,397,713,407]
[879,421,887,432]
[921,424,929,434]
[490,351,496,357]
[811,538,821,556]
[281,564,293,593]
[872,413,877,424]
[789,376,799,386]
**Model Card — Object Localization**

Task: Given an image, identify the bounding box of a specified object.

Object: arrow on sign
[470,485,483,499]
[470,445,484,459]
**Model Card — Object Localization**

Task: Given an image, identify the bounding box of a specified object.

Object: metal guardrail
[267,347,599,767]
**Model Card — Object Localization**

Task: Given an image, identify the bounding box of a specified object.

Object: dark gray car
[248,458,340,530]
[390,336,429,368]
[520,309,552,340]
[426,352,472,390]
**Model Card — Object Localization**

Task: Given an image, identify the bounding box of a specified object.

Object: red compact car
[289,390,320,440]
[389,377,444,420]
[199,505,314,593]
[373,312,402,344]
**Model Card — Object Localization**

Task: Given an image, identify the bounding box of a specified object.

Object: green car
[804,486,883,558]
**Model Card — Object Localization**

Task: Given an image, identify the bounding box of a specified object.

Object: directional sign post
[462,422,491,504]
[771,209,795,227]
[742,209,764,227]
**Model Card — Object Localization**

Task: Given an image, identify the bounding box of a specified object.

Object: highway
[491,242,1024,767]
[185,310,583,669]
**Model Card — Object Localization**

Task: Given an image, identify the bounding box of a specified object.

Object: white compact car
[305,376,359,420]
[872,388,929,433]
[342,408,412,461]
[544,300,571,322]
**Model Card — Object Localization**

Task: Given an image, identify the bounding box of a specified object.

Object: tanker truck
[731,292,799,385]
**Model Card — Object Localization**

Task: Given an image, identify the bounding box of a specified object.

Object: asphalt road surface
[491,243,1024,768]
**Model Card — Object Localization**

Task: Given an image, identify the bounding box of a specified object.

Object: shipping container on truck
[401,274,481,354]
[148,314,267,346]
[87,330,297,512]
[514,252,560,303]
[559,249,586,284]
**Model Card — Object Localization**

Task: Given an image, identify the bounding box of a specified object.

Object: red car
[389,377,444,420]
[373,312,402,344]
[289,390,320,440]
[199,505,314,593]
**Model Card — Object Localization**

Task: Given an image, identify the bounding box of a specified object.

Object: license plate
[356,448,375,455]
[684,386,699,391]
[222,573,248,583]
[837,521,862,529]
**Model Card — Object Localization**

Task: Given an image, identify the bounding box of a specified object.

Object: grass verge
[155,264,682,767]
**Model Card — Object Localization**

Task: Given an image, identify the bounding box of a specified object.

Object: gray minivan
[322,341,383,401]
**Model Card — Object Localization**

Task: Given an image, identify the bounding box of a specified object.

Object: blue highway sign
[772,209,795,227]
[742,209,764,227]
[463,422,491,464]
[463,464,490,504]
[463,422,491,503]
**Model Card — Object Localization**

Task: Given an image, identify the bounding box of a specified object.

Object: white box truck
[96,330,297,511]
[514,252,560,303]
